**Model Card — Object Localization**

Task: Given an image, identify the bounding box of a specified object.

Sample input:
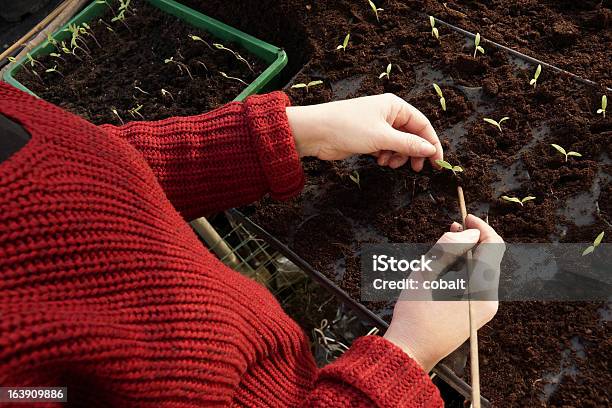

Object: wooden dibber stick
[457,186,481,408]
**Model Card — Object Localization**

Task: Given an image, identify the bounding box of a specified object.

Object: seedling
[349,170,361,188]
[379,63,392,79]
[189,34,213,50]
[112,0,132,24]
[26,53,43,68]
[530,64,542,88]
[501,195,535,206]
[111,107,124,124]
[429,16,440,42]
[433,83,446,111]
[164,57,193,80]
[336,33,350,51]
[551,144,582,162]
[45,65,64,77]
[290,80,323,92]
[134,86,149,95]
[128,104,144,120]
[473,33,485,58]
[368,0,383,22]
[161,88,174,101]
[582,231,604,256]
[435,160,463,176]
[219,71,248,86]
[597,95,607,118]
[213,43,254,73]
[483,116,509,132]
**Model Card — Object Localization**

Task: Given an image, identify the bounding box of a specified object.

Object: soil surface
[241,1,611,406]
[15,0,265,125]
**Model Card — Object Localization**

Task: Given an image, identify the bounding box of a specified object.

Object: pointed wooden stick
[457,186,481,408]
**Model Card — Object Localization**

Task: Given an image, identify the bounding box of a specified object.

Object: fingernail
[419,141,436,156]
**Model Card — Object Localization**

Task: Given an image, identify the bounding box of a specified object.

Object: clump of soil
[15,0,265,125]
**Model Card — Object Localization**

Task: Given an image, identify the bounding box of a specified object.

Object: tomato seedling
[530,64,542,88]
[189,34,213,50]
[436,160,463,176]
[597,95,607,118]
[433,83,446,111]
[213,43,254,73]
[551,144,582,162]
[501,195,535,206]
[582,231,604,256]
[368,0,383,22]
[429,16,440,42]
[473,33,485,58]
[336,33,350,51]
[379,63,392,80]
[291,80,323,92]
[483,117,509,132]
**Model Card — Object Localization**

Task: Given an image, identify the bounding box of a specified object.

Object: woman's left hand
[286,93,443,171]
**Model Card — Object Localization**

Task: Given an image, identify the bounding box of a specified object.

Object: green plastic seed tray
[3,0,288,101]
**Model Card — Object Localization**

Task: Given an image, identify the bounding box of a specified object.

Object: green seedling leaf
[433,83,443,98]
[291,83,307,89]
[521,196,536,204]
[582,246,595,256]
[436,160,453,171]
[308,80,323,88]
[551,144,566,156]
[349,170,360,188]
[530,64,542,88]
[594,231,605,246]
[501,196,522,205]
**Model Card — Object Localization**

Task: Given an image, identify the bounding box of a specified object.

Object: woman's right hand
[383,215,505,372]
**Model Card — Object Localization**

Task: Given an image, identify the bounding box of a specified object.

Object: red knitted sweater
[0,82,442,407]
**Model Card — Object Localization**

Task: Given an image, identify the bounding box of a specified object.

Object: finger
[424,229,481,279]
[411,157,425,172]
[380,125,437,158]
[450,222,463,232]
[465,214,504,244]
[389,154,409,169]
[377,150,393,166]
[392,99,444,166]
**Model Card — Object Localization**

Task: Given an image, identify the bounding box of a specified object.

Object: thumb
[379,125,437,157]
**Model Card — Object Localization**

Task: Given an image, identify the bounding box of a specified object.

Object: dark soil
[417,0,612,87]
[241,1,611,406]
[15,0,265,125]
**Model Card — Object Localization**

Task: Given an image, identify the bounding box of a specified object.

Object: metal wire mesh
[195,212,375,365]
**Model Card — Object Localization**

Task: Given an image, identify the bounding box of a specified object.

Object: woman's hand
[286,94,443,171]
[383,215,505,371]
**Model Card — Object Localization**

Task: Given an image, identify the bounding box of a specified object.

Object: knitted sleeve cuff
[318,336,442,408]
[243,91,305,201]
